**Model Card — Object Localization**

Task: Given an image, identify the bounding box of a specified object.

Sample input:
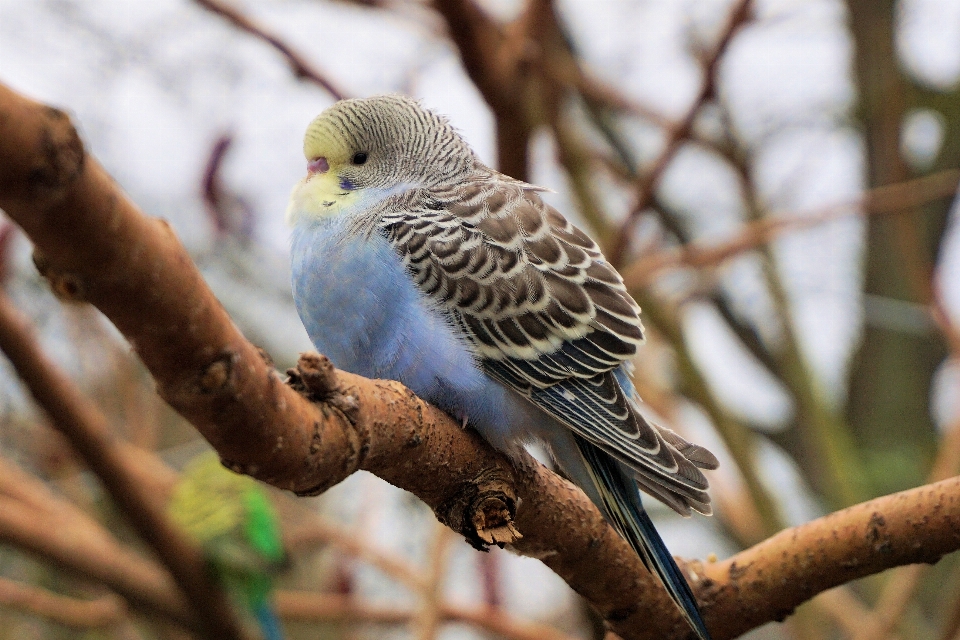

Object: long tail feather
[576,435,712,640]
[254,602,284,640]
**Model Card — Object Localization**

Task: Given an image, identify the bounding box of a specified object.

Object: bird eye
[352,152,368,165]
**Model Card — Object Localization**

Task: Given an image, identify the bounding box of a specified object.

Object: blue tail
[576,436,712,640]
[254,602,284,640]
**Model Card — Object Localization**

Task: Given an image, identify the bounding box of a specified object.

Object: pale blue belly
[290,216,536,447]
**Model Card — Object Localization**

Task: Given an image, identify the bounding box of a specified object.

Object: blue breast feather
[290,215,543,448]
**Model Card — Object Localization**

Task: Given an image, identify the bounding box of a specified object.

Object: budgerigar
[287,95,719,639]
[168,452,286,640]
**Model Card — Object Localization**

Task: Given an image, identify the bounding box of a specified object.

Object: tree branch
[0,445,580,640]
[0,288,248,638]
[193,0,346,100]
[620,170,960,289]
[699,475,960,639]
[0,457,195,629]
[0,576,126,630]
[608,0,754,266]
[0,79,667,640]
[3,81,960,639]
[276,591,582,640]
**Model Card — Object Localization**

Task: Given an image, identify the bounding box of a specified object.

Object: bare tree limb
[621,169,960,289]
[193,0,346,100]
[699,475,960,639]
[0,290,248,639]
[0,444,582,640]
[285,517,426,590]
[0,457,195,629]
[276,591,582,640]
[0,576,126,629]
[608,0,754,266]
[10,426,960,640]
[414,522,454,640]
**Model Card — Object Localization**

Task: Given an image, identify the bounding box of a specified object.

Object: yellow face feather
[285,119,362,225]
[286,170,361,224]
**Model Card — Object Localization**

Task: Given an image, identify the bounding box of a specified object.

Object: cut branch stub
[437,467,522,550]
[289,353,360,425]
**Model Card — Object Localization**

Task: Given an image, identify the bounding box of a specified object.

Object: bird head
[286,95,476,224]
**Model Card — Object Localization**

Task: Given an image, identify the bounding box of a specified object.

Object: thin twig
[0,457,195,628]
[201,132,255,242]
[936,560,960,640]
[193,0,346,99]
[276,591,592,640]
[477,547,503,609]
[0,576,126,629]
[414,522,455,640]
[631,287,784,539]
[609,0,754,265]
[576,73,677,131]
[621,169,960,289]
[285,517,426,590]
[813,587,887,640]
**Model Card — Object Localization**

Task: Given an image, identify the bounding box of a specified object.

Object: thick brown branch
[698,476,960,639]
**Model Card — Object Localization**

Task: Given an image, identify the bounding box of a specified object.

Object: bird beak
[307,156,329,175]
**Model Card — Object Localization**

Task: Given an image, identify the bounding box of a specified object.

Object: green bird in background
[168,452,286,640]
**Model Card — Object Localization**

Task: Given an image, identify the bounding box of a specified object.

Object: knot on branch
[436,467,522,550]
[32,249,87,302]
[31,108,84,196]
[287,353,364,497]
[287,352,359,424]
[21,107,85,200]
[157,350,244,420]
[197,351,238,394]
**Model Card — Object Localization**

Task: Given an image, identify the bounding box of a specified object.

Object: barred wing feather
[378,174,717,515]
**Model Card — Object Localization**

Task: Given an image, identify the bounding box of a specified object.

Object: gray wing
[378,174,717,514]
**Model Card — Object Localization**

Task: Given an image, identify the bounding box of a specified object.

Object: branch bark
[700,476,960,638]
